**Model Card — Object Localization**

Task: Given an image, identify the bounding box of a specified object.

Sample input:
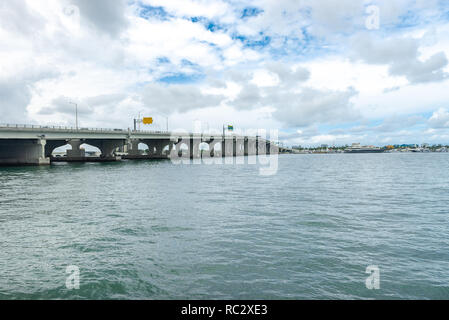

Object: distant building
[394,144,418,148]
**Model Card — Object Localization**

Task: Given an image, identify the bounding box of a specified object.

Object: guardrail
[0,124,272,141]
[0,124,169,135]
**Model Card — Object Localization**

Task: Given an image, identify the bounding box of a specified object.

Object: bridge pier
[234,137,245,157]
[221,136,234,159]
[67,139,86,158]
[168,141,174,156]
[182,137,191,159]
[270,143,279,155]
[85,139,124,159]
[155,140,170,157]
[0,139,50,165]
[126,139,141,156]
[257,139,267,156]
[256,137,259,156]
[174,141,184,157]
[141,139,156,156]
[141,139,170,158]
[207,139,221,157]
[190,136,201,159]
[233,137,244,164]
[245,137,257,156]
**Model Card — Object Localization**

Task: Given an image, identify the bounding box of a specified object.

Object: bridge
[0,124,293,165]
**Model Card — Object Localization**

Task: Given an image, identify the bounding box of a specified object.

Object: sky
[1,0,449,147]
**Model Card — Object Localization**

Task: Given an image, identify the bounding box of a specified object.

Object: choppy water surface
[1,154,449,299]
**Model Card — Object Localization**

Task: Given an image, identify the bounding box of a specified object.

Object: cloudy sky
[1,0,449,146]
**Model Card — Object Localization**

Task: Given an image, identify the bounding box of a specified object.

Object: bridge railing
[0,124,169,134]
[0,124,272,140]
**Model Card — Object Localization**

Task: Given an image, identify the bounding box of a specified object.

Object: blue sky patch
[233,33,271,49]
[241,7,263,19]
[191,16,226,32]
[157,57,170,64]
[139,4,170,21]
[158,73,204,84]
[181,59,199,67]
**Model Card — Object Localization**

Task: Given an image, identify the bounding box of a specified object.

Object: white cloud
[67,0,128,37]
[140,83,225,113]
[271,87,359,127]
[0,66,60,123]
[429,108,449,128]
[351,33,448,84]
[1,0,449,145]
[0,0,46,36]
[265,62,310,86]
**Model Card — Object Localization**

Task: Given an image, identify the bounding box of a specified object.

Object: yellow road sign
[142,117,153,124]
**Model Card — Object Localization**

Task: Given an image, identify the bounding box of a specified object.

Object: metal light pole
[76,104,78,130]
[160,115,168,132]
[158,113,169,132]
[138,111,142,131]
[69,101,78,130]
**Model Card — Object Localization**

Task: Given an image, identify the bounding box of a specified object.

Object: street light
[156,113,169,132]
[68,101,78,130]
[159,114,169,132]
[138,111,143,131]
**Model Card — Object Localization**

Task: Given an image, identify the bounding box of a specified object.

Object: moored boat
[344,143,384,153]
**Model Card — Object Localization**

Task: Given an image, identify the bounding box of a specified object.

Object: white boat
[344,143,384,153]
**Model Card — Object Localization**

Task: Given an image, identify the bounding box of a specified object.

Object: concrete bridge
[0,124,292,165]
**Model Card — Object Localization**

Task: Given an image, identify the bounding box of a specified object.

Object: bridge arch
[47,141,100,158]
[199,142,210,157]
[45,140,69,158]
[138,142,149,154]
[80,143,101,157]
[176,142,190,157]
[84,139,125,158]
[208,140,222,157]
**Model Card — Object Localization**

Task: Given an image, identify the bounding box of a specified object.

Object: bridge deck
[0,124,253,140]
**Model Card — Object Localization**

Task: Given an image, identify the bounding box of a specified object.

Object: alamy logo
[66,265,80,290]
[365,265,380,290]
[168,127,279,176]
[62,5,80,31]
[365,5,380,30]
[63,5,79,17]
